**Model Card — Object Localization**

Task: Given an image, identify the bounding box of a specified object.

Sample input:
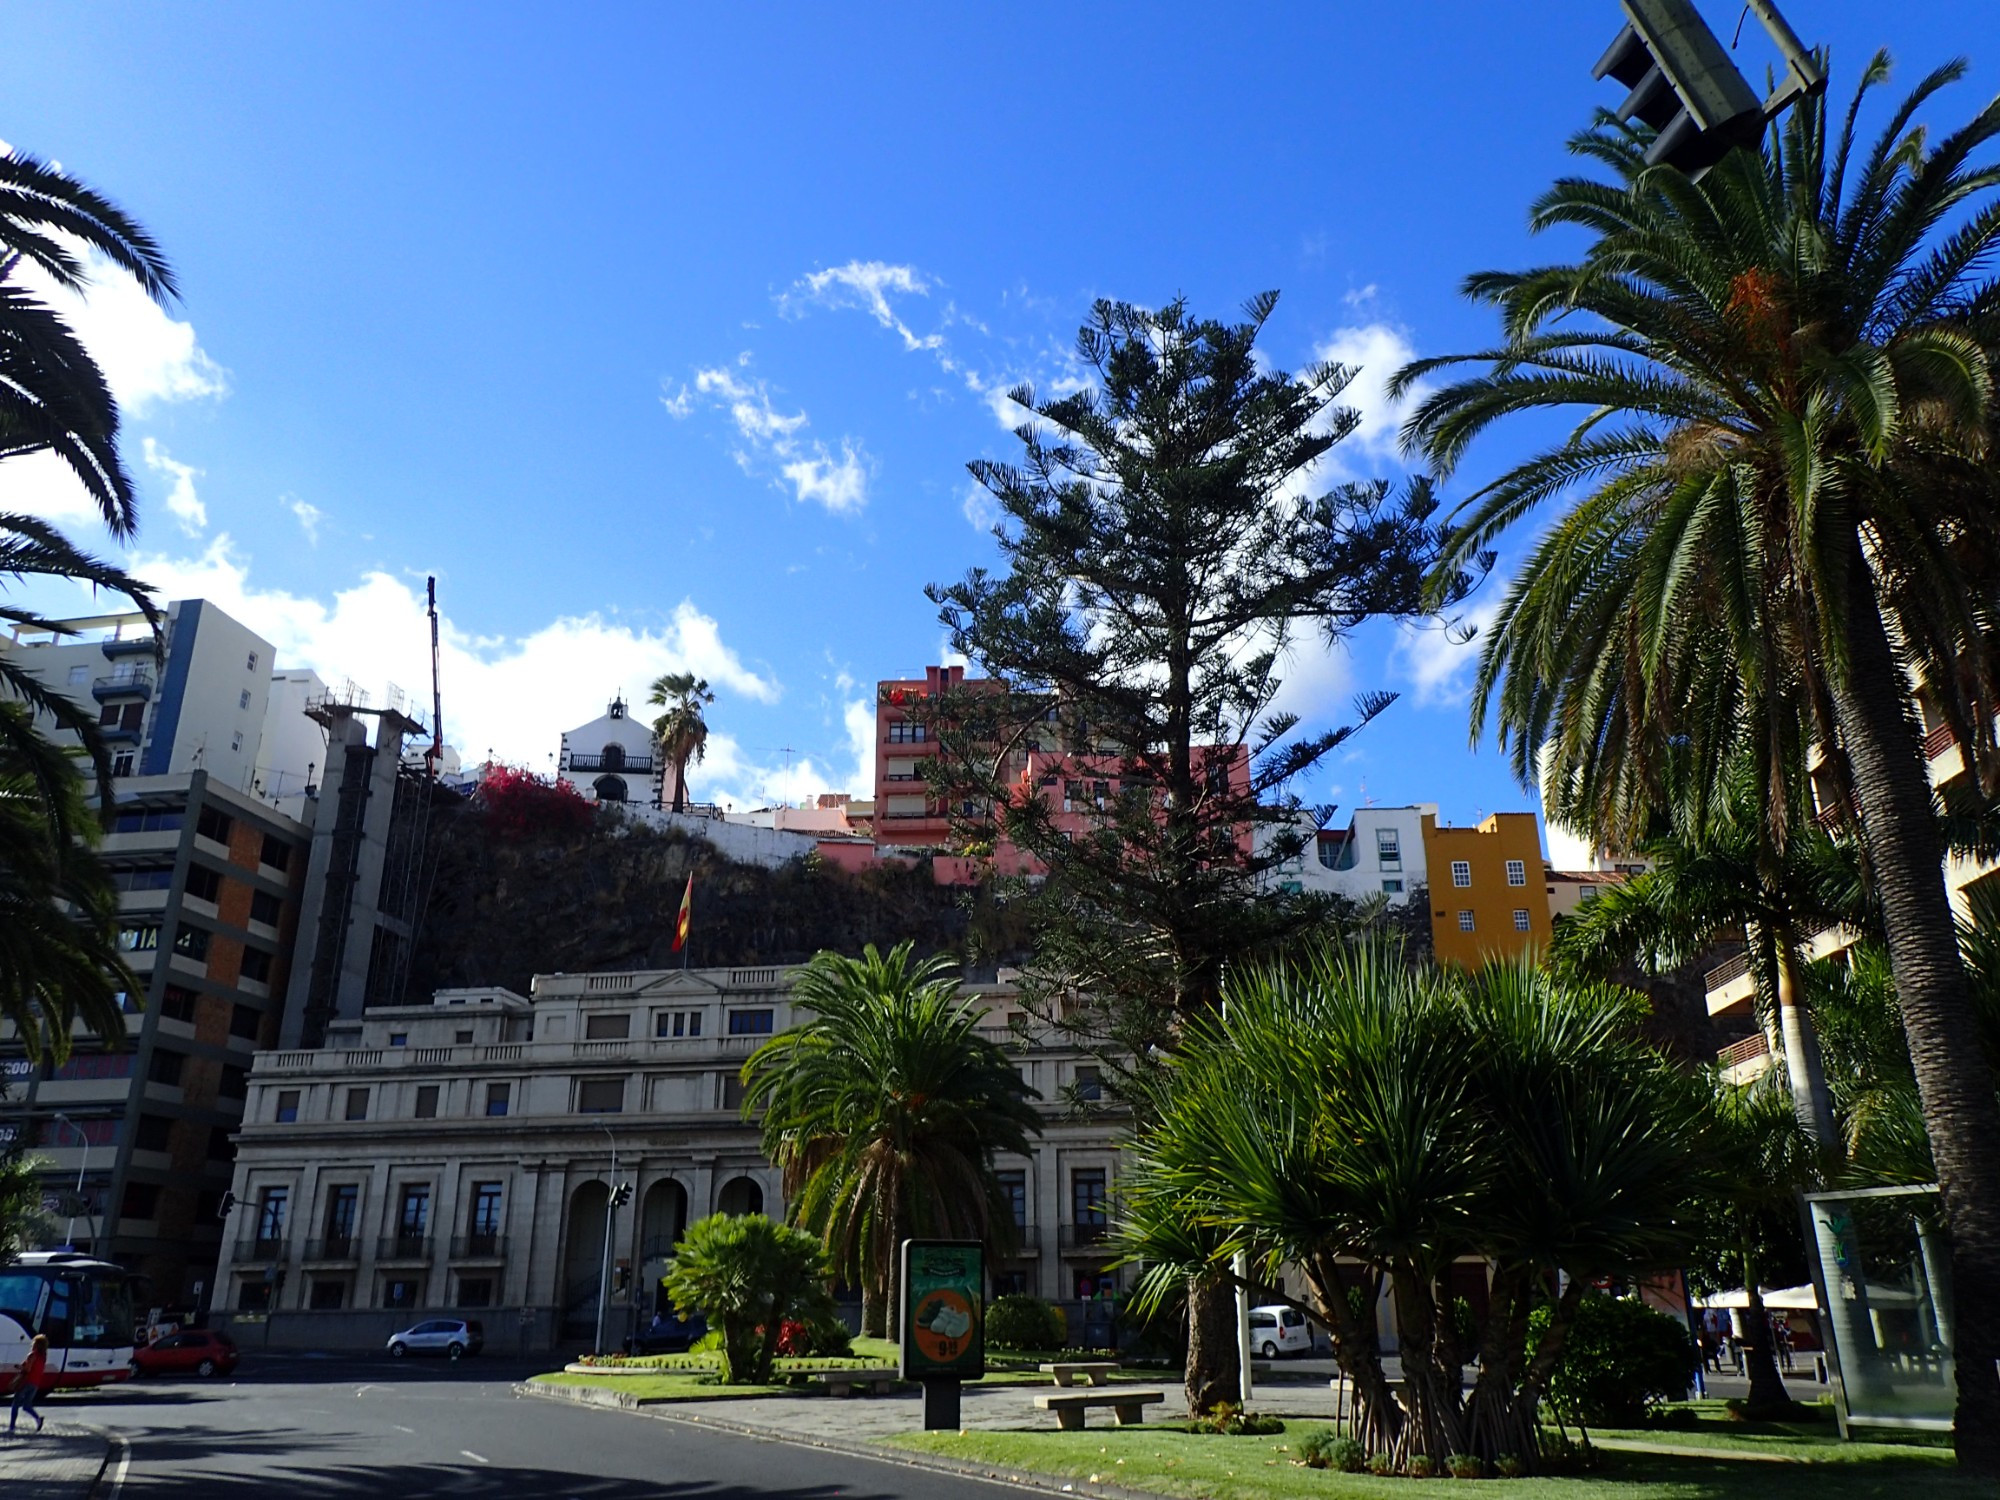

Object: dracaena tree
[1394,55,2000,1467]
[919,292,1476,1410]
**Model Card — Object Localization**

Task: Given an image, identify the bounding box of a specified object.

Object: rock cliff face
[402,799,1027,999]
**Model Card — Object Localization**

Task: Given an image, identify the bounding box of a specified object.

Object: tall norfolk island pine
[1397,57,2000,1466]
[919,294,1472,1410]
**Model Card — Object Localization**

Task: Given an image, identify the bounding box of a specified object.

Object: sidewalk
[0,1422,113,1499]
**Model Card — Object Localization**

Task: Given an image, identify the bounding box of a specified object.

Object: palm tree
[0,704,136,1062]
[1551,786,1866,1148]
[1122,943,1711,1462]
[740,942,1042,1338]
[1396,57,2000,1466]
[646,672,713,814]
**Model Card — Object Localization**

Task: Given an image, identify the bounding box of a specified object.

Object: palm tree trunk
[1184,1272,1241,1416]
[1831,575,2000,1474]
[1740,1274,1792,1413]
[1772,939,1840,1150]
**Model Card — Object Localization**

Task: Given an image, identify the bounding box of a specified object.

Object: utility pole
[52,1113,89,1248]
[594,1126,632,1356]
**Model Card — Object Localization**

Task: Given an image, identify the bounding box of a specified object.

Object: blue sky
[2,1,1983,825]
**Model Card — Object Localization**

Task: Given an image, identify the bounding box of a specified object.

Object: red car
[134,1329,239,1379]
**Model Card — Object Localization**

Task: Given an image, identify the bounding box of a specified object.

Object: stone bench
[1033,1388,1167,1430]
[810,1368,900,1397]
[1037,1361,1119,1388]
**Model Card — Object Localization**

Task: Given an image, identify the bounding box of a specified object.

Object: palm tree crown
[740,942,1042,1337]
[647,671,713,814]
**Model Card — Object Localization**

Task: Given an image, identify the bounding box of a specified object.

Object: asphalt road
[46,1353,1026,1499]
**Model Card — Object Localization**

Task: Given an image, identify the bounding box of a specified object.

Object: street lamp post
[52,1113,89,1249]
[593,1125,632,1357]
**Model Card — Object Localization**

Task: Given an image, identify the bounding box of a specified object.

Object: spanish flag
[671,873,693,954]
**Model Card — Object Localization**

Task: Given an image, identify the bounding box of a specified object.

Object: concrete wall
[616,806,820,869]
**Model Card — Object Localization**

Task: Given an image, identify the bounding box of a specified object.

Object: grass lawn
[1581,1400,1949,1461]
[528,1370,795,1401]
[883,1425,1980,1500]
[554,1337,1163,1390]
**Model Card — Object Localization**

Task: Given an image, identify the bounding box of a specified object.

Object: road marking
[392,1424,415,1433]
[102,1434,131,1498]
[355,1384,383,1397]
[461,1450,490,1465]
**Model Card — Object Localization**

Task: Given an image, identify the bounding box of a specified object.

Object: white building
[1263,804,1435,905]
[213,963,1130,1352]
[557,696,671,808]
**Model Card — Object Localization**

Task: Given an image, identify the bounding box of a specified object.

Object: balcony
[568,753,654,774]
[376,1235,434,1263]
[1059,1223,1111,1253]
[234,1237,287,1264]
[92,669,154,702]
[1925,722,1957,759]
[1704,952,1750,990]
[100,635,157,660]
[301,1236,361,1263]
[101,723,142,745]
[450,1234,508,1261]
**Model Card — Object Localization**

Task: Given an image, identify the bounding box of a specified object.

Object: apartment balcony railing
[376,1235,434,1262]
[450,1233,508,1260]
[568,753,654,774]
[99,635,156,660]
[302,1236,361,1262]
[234,1236,287,1263]
[1058,1223,1111,1252]
[1704,952,1751,992]
[91,670,154,701]
[1717,1033,1771,1070]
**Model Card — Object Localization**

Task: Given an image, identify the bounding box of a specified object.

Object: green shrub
[1189,1402,1283,1436]
[1495,1453,1526,1478]
[662,1213,834,1384]
[985,1294,1066,1351]
[1366,1452,1396,1475]
[800,1312,852,1358]
[1406,1453,1436,1478]
[1446,1452,1484,1478]
[1529,1294,1697,1426]
[1296,1429,1365,1471]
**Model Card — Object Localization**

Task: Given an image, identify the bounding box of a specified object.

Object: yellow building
[1420,811,1553,967]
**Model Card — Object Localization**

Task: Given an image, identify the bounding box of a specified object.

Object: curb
[516,1380,1175,1500]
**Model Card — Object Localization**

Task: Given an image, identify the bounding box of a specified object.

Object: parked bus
[0,1251,138,1389]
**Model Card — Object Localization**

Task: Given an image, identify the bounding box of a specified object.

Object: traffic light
[610,1182,633,1209]
[1594,0,1763,176]
[614,1261,631,1292]
[216,1190,238,1221]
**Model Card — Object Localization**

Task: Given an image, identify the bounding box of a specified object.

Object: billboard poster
[899,1239,984,1381]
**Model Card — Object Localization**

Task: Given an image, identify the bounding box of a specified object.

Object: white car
[386,1318,484,1359]
[1249,1305,1314,1359]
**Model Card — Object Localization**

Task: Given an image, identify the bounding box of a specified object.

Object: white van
[1248,1305,1314,1359]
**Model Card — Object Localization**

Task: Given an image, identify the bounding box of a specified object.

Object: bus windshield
[66,1272,134,1349]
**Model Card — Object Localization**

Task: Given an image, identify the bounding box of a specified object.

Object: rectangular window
[458,1276,495,1308]
[256,1185,289,1244]
[585,1013,631,1040]
[484,1082,510,1117]
[249,889,282,926]
[1505,859,1527,887]
[112,867,174,892]
[397,1183,431,1236]
[414,1085,439,1120]
[122,1181,161,1219]
[239,688,253,710]
[1071,1169,1108,1241]
[196,806,233,844]
[112,752,135,778]
[275,1090,300,1124]
[246,651,259,672]
[172,925,210,960]
[468,1182,503,1238]
[148,1049,185,1086]
[1381,879,1404,894]
[325,1184,359,1242]
[388,1032,408,1047]
[576,1077,625,1113]
[454,1028,474,1044]
[159,984,198,1022]
[1376,828,1402,871]
[381,1277,418,1310]
[1513,909,1532,932]
[184,864,222,902]
[886,721,927,743]
[309,1279,346,1310]
[727,1009,774,1036]
[240,947,274,984]
[68,664,89,685]
[995,1169,1027,1228]
[1074,1065,1102,1102]
[259,835,291,872]
[344,1088,370,1121]
[721,1073,745,1110]
[134,1114,172,1152]
[687,1011,701,1037]
[1457,910,1476,932]
[1451,860,1472,888]
[230,1003,261,1039]
[112,809,183,834]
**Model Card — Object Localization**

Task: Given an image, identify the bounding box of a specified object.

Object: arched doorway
[593,774,627,803]
[639,1179,689,1314]
[601,743,627,770]
[562,1180,610,1337]
[716,1175,764,1217]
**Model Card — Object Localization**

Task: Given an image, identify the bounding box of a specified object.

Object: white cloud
[286,496,324,544]
[1390,595,1502,709]
[80,535,779,770]
[843,697,876,793]
[1,449,110,526]
[16,247,228,416]
[141,438,206,535]
[1311,323,1426,467]
[667,362,870,514]
[780,261,941,354]
[961,482,1001,531]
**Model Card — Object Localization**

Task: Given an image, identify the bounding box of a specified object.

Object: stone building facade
[213,963,1128,1351]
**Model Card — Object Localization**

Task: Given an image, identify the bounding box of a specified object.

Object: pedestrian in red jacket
[9,1334,48,1434]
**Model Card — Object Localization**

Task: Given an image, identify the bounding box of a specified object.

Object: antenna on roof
[426,576,444,783]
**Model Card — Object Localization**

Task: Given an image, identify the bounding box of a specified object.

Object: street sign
[899,1239,984,1381]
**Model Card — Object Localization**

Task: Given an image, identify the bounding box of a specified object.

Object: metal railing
[1717,1034,1771,1069]
[1059,1223,1111,1251]
[568,753,655,774]
[302,1235,360,1261]
[376,1235,434,1261]
[91,669,153,700]
[1924,722,1957,759]
[1704,952,1751,991]
[234,1237,287,1263]
[450,1234,507,1259]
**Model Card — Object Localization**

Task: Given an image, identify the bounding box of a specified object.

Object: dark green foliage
[1297,1429,1365,1471]
[1189,1403,1283,1436]
[1530,1296,1697,1427]
[985,1294,1066,1351]
[662,1213,834,1385]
